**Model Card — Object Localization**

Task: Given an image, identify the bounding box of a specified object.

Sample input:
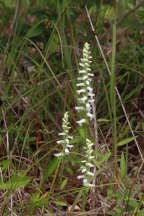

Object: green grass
[0,0,144,215]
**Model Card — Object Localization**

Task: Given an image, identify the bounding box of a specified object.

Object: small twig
[1,109,10,157]
[85,5,144,162]
[1,109,13,215]
[131,101,144,120]
[10,0,19,34]
[118,0,144,26]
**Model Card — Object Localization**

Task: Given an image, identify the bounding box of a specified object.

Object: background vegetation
[0,0,144,215]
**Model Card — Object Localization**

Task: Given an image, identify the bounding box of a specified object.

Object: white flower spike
[55,112,73,157]
[75,42,95,126]
[77,138,95,187]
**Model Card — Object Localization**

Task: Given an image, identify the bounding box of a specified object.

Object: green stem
[110,2,117,175]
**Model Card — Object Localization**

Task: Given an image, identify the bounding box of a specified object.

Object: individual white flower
[56,140,64,144]
[79,70,86,74]
[77,76,88,81]
[58,132,65,136]
[75,106,84,111]
[87,113,94,119]
[77,175,85,179]
[54,152,64,157]
[78,96,87,103]
[76,83,85,87]
[87,171,94,176]
[88,73,94,77]
[77,89,86,94]
[83,179,95,187]
[76,119,86,126]
[86,162,95,168]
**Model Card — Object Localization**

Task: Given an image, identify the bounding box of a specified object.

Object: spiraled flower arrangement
[75,42,95,126]
[77,138,95,187]
[55,112,73,157]
[75,42,95,187]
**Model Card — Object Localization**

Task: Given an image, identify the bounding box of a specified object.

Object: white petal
[75,106,84,111]
[89,99,95,103]
[65,148,70,154]
[83,180,95,187]
[87,87,93,92]
[87,68,91,71]
[77,76,88,81]
[78,96,87,103]
[54,153,64,157]
[81,168,87,173]
[76,119,86,126]
[88,93,95,97]
[79,70,86,74]
[76,83,85,87]
[89,156,94,159]
[56,140,64,144]
[65,139,69,144]
[67,144,73,148]
[77,89,86,94]
[77,175,85,179]
[84,62,90,67]
[58,132,65,136]
[86,162,94,167]
[87,171,94,176]
[88,73,94,76]
[86,80,90,85]
[86,103,91,112]
[79,63,84,67]
[87,113,94,119]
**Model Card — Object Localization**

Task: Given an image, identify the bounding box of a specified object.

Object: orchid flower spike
[55,112,73,157]
[75,42,95,126]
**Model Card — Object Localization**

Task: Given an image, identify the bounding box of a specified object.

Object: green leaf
[0,175,31,190]
[40,157,59,186]
[123,85,143,104]
[117,136,137,147]
[99,152,111,164]
[127,199,138,211]
[0,182,10,190]
[55,201,67,206]
[0,159,11,171]
[11,175,31,190]
[137,209,144,216]
[119,125,130,139]
[97,118,110,122]
[65,167,73,175]
[79,128,86,140]
[60,178,67,190]
[31,191,41,202]
[3,0,15,8]
[94,160,100,169]
[27,25,44,38]
[120,152,126,179]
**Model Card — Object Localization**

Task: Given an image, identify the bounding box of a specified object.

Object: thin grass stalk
[85,5,144,163]
[81,189,87,216]
[69,189,83,214]
[24,37,62,89]
[111,1,117,175]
